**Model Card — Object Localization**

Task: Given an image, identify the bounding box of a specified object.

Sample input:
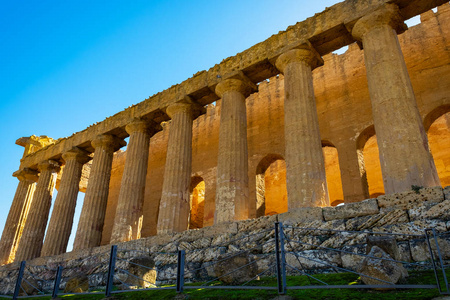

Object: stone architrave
[351,4,440,194]
[110,119,152,243]
[41,148,90,257]
[14,160,60,262]
[73,135,122,250]
[157,102,196,234]
[0,169,38,265]
[275,46,330,209]
[214,77,256,224]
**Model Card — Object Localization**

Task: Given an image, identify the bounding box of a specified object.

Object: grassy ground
[25,269,450,300]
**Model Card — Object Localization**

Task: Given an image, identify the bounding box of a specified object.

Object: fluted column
[41,148,90,256]
[15,160,60,261]
[110,120,151,243]
[352,4,440,194]
[275,46,329,209]
[214,77,256,224]
[0,169,38,265]
[73,135,120,250]
[157,103,195,234]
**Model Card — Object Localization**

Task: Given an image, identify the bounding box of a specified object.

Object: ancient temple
[1,0,449,265]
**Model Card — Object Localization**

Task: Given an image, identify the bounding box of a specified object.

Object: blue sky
[4,0,420,253]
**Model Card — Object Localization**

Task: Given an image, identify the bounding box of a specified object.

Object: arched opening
[322,141,344,206]
[255,154,287,217]
[426,106,450,187]
[356,126,384,198]
[189,176,205,229]
[363,135,384,198]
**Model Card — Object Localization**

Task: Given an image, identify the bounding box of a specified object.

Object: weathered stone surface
[19,277,40,296]
[277,207,323,226]
[358,246,408,287]
[373,220,447,236]
[345,209,409,231]
[323,198,379,221]
[409,200,450,221]
[213,252,258,285]
[126,257,157,288]
[64,274,89,293]
[377,186,444,210]
[444,186,450,200]
[238,215,278,232]
[366,235,401,261]
[341,245,366,271]
[285,250,341,270]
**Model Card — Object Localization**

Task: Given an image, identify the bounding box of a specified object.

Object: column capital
[125,119,150,135]
[13,168,39,182]
[275,46,323,73]
[215,75,257,99]
[166,97,204,119]
[91,134,124,152]
[352,3,407,42]
[62,147,91,164]
[38,160,60,173]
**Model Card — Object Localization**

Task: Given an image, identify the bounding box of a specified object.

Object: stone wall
[1,186,449,294]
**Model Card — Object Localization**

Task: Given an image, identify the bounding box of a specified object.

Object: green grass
[43,269,450,299]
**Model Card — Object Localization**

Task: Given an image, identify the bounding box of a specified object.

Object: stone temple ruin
[0,0,449,272]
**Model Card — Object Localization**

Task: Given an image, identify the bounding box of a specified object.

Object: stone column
[73,135,120,250]
[0,169,38,265]
[275,46,329,209]
[15,160,60,262]
[214,77,255,224]
[352,4,440,194]
[157,103,195,234]
[41,148,90,257]
[110,120,151,243]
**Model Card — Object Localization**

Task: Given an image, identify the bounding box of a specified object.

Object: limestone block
[398,241,412,263]
[213,252,258,285]
[171,229,204,243]
[444,186,450,200]
[202,221,238,238]
[410,236,450,262]
[409,200,450,221]
[19,277,40,296]
[366,236,401,261]
[373,220,447,237]
[341,245,366,271]
[345,209,409,231]
[320,232,366,249]
[285,250,341,270]
[160,242,178,254]
[64,275,89,293]
[323,198,379,221]
[144,234,173,250]
[237,215,277,232]
[377,186,444,210]
[126,257,156,288]
[255,256,275,274]
[358,246,408,287]
[277,207,323,226]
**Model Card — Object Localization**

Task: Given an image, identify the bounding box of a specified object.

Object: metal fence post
[13,261,26,300]
[275,222,287,295]
[425,228,449,294]
[176,250,185,293]
[52,266,63,299]
[105,245,118,297]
